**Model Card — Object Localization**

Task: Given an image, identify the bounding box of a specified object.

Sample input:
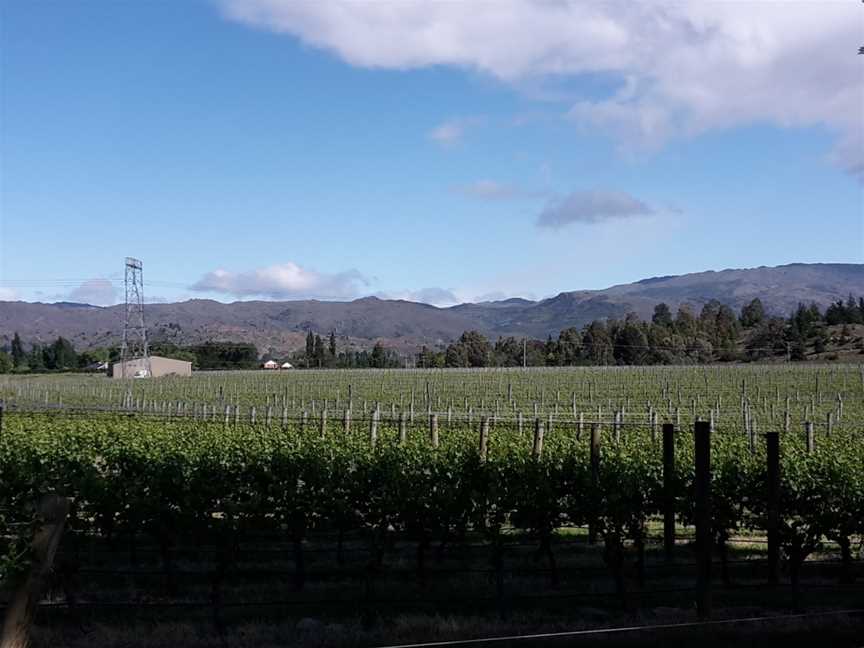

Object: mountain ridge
[1,263,861,353]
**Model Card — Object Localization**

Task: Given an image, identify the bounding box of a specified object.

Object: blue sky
[1,0,862,306]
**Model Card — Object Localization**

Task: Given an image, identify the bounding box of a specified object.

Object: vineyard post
[588,423,601,545]
[0,400,3,440]
[398,412,408,445]
[343,409,351,435]
[532,419,544,460]
[369,409,379,448]
[319,409,327,439]
[826,411,833,437]
[662,423,675,563]
[0,495,70,648]
[479,417,490,463]
[805,421,814,454]
[766,431,780,586]
[429,413,439,448]
[694,420,712,620]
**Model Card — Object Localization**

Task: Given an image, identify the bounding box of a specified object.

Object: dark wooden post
[588,423,601,545]
[805,421,814,454]
[766,431,780,586]
[532,418,544,460]
[1,495,71,648]
[694,420,712,620]
[662,423,676,563]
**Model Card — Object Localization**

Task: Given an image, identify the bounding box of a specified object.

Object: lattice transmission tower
[119,257,150,378]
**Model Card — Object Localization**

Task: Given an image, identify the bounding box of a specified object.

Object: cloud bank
[537,190,654,229]
[221,0,864,179]
[375,287,460,307]
[68,279,118,306]
[190,262,369,300]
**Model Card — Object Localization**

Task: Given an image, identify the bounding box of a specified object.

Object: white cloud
[376,287,460,307]
[68,279,118,306]
[221,0,864,178]
[190,262,369,300]
[537,190,654,229]
[0,287,19,301]
[427,117,481,146]
[429,121,463,145]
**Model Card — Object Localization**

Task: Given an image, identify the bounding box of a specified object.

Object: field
[1,365,863,646]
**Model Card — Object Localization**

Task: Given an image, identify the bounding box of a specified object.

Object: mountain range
[1,263,861,354]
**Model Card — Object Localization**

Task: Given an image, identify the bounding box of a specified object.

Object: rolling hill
[1,263,861,353]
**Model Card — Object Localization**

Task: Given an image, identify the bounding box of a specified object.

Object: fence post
[662,423,676,563]
[694,420,712,620]
[429,413,439,449]
[588,423,601,545]
[767,431,780,587]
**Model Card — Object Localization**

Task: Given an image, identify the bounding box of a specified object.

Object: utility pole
[119,257,149,379]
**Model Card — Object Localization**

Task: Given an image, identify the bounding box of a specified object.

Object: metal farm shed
[109,355,192,379]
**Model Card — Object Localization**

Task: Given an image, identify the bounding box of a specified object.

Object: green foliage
[0,350,12,374]
[189,341,258,370]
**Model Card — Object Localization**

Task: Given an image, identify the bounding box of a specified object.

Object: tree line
[1,294,862,373]
[419,295,864,368]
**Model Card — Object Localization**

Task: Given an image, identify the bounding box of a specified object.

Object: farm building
[262,360,279,370]
[109,355,192,379]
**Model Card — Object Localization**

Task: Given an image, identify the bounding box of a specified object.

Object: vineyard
[1,365,863,645]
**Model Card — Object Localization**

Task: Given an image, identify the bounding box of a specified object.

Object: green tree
[328,331,337,358]
[313,334,325,367]
[445,331,490,368]
[0,350,11,373]
[48,337,77,370]
[370,342,387,368]
[28,343,45,371]
[582,321,614,365]
[10,332,25,368]
[652,303,673,328]
[739,298,765,328]
[556,327,583,365]
[613,316,649,365]
[305,331,315,366]
[674,305,698,339]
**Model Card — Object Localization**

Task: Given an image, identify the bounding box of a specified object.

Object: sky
[0,0,862,307]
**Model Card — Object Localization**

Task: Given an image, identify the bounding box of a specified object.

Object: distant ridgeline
[1,295,862,373]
